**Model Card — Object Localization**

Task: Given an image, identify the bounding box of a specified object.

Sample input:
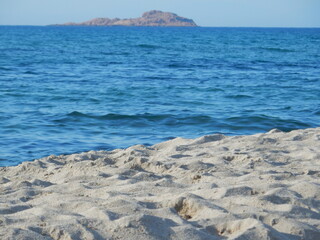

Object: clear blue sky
[1,0,319,27]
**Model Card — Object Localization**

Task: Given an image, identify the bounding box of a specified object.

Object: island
[53,10,198,27]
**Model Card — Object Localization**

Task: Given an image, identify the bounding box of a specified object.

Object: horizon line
[1,24,320,29]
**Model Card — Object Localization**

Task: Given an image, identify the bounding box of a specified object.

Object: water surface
[0,26,319,166]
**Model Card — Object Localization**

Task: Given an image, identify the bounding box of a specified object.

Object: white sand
[1,128,320,240]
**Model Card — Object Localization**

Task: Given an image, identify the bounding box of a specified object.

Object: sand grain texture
[1,128,320,239]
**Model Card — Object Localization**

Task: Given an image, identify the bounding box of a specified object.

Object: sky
[0,0,319,27]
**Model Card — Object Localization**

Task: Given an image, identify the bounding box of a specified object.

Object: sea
[0,26,319,166]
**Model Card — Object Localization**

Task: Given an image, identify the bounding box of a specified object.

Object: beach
[1,127,319,239]
[1,3,320,240]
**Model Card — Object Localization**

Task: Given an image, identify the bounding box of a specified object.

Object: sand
[0,128,319,240]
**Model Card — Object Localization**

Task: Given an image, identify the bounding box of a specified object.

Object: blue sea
[0,26,319,166]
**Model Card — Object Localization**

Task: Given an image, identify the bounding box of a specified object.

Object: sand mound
[1,128,320,239]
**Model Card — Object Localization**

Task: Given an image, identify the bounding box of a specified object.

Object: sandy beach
[0,127,319,239]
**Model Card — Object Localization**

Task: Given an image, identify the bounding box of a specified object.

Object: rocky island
[54,10,197,27]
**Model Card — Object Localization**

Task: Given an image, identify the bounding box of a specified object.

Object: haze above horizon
[0,0,319,27]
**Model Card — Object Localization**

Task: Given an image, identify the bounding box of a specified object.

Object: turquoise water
[0,26,319,166]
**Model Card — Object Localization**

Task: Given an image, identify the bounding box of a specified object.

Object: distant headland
[52,10,198,27]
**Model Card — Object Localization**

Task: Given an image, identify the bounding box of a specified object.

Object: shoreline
[1,127,319,239]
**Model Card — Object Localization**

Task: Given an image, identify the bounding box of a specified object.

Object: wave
[313,110,320,116]
[251,60,272,64]
[100,51,130,56]
[167,63,186,68]
[166,63,209,69]
[65,111,172,121]
[55,112,314,133]
[0,67,12,71]
[24,70,38,75]
[231,64,258,70]
[259,47,295,53]
[145,76,171,80]
[225,94,253,99]
[226,115,312,132]
[56,111,213,125]
[0,47,35,52]
[136,44,161,49]
[206,87,224,92]
[99,61,123,66]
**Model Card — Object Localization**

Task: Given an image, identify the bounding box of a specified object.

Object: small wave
[100,51,130,56]
[62,60,80,65]
[136,44,161,49]
[260,47,295,53]
[18,62,33,67]
[313,110,320,116]
[232,64,258,70]
[100,61,123,66]
[65,111,172,121]
[207,87,224,92]
[166,63,208,69]
[58,112,213,126]
[251,60,272,64]
[24,70,38,75]
[1,47,35,52]
[226,115,312,131]
[162,115,212,126]
[146,76,170,80]
[166,63,196,68]
[0,67,12,71]
[167,63,185,68]
[88,97,100,103]
[225,94,253,99]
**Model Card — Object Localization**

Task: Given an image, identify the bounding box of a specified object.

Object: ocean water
[0,26,319,166]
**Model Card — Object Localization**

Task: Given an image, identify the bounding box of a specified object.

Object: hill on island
[54,10,197,27]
